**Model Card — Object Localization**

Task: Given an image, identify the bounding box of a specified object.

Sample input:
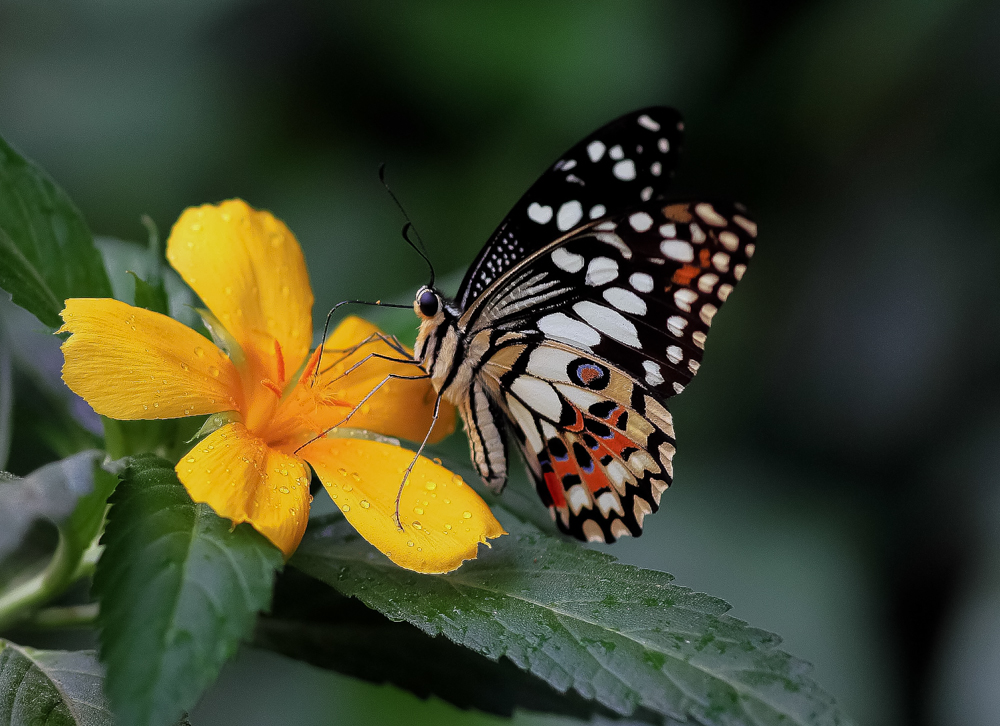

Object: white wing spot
[559,158,577,170]
[629,211,654,232]
[666,345,683,364]
[573,301,641,347]
[712,251,730,272]
[633,497,652,528]
[595,232,632,258]
[587,140,606,162]
[659,223,677,238]
[597,491,625,518]
[746,243,756,258]
[589,204,606,219]
[697,273,719,293]
[506,395,543,454]
[673,288,698,312]
[658,138,669,153]
[661,239,694,262]
[527,202,553,224]
[719,230,740,251]
[689,222,707,243]
[700,303,718,325]
[609,144,624,160]
[629,272,654,292]
[603,286,647,315]
[667,315,687,337]
[718,283,733,301]
[585,256,619,286]
[611,519,632,539]
[510,377,563,422]
[526,346,578,383]
[641,186,653,202]
[643,360,664,386]
[537,313,601,347]
[734,264,747,281]
[650,161,662,176]
[692,330,707,349]
[637,114,660,131]
[612,159,636,181]
[672,382,685,394]
[734,214,757,237]
[688,359,700,373]
[567,485,592,516]
[695,202,727,227]
[556,200,584,232]
[551,247,584,273]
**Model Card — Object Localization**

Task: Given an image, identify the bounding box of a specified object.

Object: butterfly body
[413,108,756,543]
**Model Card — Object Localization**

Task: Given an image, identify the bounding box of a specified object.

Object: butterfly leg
[394,391,444,530]
[293,371,432,454]
[323,352,425,386]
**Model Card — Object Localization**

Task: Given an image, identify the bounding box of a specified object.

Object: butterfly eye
[417,289,439,318]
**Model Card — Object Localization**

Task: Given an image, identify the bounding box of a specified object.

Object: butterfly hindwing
[477,338,676,542]
[457,107,685,309]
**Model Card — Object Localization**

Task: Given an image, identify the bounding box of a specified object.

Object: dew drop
[350,471,361,482]
[186,457,196,463]
[194,346,206,358]
[444,523,452,530]
[209,366,220,377]
[463,511,472,519]
[407,541,414,547]
[180,362,189,371]
[433,457,442,465]
[412,521,422,530]
[337,467,348,476]
[279,486,290,494]
[360,500,370,509]
[342,504,351,512]
[425,481,437,491]
[452,475,464,486]
[343,484,353,492]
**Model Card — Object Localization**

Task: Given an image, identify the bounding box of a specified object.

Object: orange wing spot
[672,264,700,285]
[543,471,566,507]
[566,407,585,433]
[297,346,323,386]
[662,203,693,222]
[273,339,286,385]
[261,378,283,398]
[699,247,712,267]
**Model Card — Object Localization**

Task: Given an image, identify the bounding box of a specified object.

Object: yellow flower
[58,199,504,573]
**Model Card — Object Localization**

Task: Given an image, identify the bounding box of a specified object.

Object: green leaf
[93,454,284,726]
[256,568,654,722]
[292,512,854,726]
[0,450,104,563]
[0,134,112,327]
[129,271,169,316]
[0,640,112,726]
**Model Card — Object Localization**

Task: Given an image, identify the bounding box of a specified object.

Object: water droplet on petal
[360,500,370,509]
[407,540,414,547]
[194,346,206,358]
[463,511,472,519]
[414,507,424,515]
[425,481,437,491]
[452,475,464,486]
[279,486,290,494]
[209,366,220,377]
[342,504,351,512]
[350,471,361,482]
[337,467,348,476]
[411,521,422,530]
[444,523,452,530]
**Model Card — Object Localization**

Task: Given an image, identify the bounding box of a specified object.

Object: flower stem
[25,602,99,629]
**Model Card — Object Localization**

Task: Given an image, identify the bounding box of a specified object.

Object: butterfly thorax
[413,288,469,404]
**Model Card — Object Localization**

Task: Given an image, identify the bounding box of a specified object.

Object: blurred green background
[2,1,999,725]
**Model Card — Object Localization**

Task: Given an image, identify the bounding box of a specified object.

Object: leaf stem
[25,602,100,629]
[0,529,84,631]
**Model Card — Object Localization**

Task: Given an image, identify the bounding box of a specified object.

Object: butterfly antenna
[379,163,436,287]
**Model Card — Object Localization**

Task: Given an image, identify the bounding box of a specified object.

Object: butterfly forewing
[457,108,685,309]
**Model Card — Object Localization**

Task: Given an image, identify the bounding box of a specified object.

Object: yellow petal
[165,200,314,384]
[177,422,311,557]
[304,438,505,573]
[318,316,456,444]
[59,298,241,419]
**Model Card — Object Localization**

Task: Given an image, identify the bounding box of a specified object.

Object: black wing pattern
[467,200,757,542]
[456,107,685,310]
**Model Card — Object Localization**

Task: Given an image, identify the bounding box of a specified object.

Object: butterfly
[411,108,756,543]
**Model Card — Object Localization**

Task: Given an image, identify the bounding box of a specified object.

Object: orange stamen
[298,346,324,387]
[261,379,283,398]
[273,339,286,384]
[319,392,351,407]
